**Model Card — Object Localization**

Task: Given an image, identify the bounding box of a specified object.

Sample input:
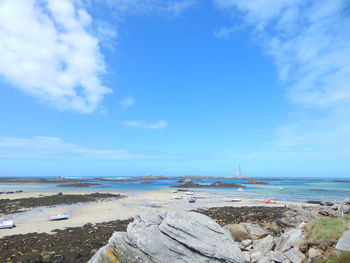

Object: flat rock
[89,210,245,263]
[268,251,287,262]
[253,235,275,254]
[275,229,302,252]
[308,248,321,259]
[242,223,268,239]
[335,229,350,252]
[224,224,250,239]
[284,248,305,263]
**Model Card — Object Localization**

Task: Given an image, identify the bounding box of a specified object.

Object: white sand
[0,189,311,238]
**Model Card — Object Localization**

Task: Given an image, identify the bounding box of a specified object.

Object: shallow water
[0,177,349,202]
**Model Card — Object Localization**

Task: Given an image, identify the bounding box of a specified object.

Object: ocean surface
[1,177,350,202]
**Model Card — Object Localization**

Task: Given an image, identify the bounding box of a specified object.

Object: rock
[276,216,301,228]
[335,229,350,252]
[320,201,334,206]
[242,223,268,239]
[89,210,245,263]
[257,256,271,263]
[275,229,302,252]
[250,251,262,263]
[268,251,288,262]
[224,224,250,239]
[308,248,321,259]
[253,235,275,254]
[284,248,305,263]
[318,210,329,216]
[242,251,251,263]
[343,205,350,214]
[241,239,253,248]
[343,198,350,205]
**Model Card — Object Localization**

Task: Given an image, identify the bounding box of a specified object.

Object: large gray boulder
[275,229,302,252]
[89,210,245,263]
[335,228,350,252]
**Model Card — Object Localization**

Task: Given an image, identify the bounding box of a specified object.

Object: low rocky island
[244,179,268,185]
[175,179,245,188]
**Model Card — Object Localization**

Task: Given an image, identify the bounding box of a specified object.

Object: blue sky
[0,0,349,178]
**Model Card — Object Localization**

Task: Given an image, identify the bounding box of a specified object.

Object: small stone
[308,248,321,259]
[284,248,306,263]
[241,239,253,248]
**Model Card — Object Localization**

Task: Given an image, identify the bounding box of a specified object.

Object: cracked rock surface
[88,210,245,263]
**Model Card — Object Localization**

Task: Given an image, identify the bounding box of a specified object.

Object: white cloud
[122,120,168,129]
[101,0,198,18]
[0,0,111,113]
[120,96,135,109]
[215,0,350,153]
[0,136,157,160]
[214,25,239,39]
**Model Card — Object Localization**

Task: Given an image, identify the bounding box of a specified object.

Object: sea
[1,177,350,203]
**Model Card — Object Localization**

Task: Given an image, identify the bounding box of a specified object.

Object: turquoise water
[0,177,349,202]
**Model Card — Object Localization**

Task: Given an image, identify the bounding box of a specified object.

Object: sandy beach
[0,189,311,238]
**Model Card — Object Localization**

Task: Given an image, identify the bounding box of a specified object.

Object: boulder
[335,229,350,252]
[284,248,305,263]
[268,251,288,263]
[308,248,321,259]
[242,251,250,263]
[343,198,350,205]
[241,239,253,248]
[253,235,275,254]
[224,224,250,239]
[88,210,245,263]
[242,223,268,239]
[275,229,302,252]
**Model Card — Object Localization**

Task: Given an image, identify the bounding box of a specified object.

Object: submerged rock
[88,210,245,263]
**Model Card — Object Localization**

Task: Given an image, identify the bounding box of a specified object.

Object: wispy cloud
[0,136,160,160]
[215,0,350,154]
[102,0,198,18]
[120,96,135,109]
[214,25,240,39]
[0,0,111,113]
[122,120,168,129]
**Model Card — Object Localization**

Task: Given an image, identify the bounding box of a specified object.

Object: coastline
[0,189,316,238]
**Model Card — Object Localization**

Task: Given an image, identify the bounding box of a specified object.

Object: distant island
[174,179,245,188]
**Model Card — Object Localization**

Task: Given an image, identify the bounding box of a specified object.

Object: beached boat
[172,190,178,193]
[188,197,196,203]
[238,188,244,191]
[49,214,69,221]
[230,198,242,202]
[173,196,183,200]
[185,191,194,195]
[0,219,14,229]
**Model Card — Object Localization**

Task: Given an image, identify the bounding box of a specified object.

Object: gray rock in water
[335,229,350,252]
[253,235,275,254]
[89,210,245,263]
[275,229,302,252]
[284,248,305,263]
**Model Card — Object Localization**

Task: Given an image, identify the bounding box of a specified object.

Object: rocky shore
[175,179,245,188]
[0,192,124,214]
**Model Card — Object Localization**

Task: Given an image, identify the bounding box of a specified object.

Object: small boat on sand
[188,197,196,203]
[49,214,69,221]
[172,190,178,193]
[173,196,183,200]
[0,219,14,229]
[229,198,242,202]
[238,188,244,191]
[185,191,194,195]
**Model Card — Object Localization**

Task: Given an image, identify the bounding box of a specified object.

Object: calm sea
[1,177,349,202]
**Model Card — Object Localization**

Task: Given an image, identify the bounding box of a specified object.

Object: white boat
[172,190,178,193]
[0,220,14,229]
[49,214,69,221]
[188,197,196,203]
[279,187,284,190]
[230,198,242,202]
[173,196,183,200]
[185,191,194,195]
[238,188,244,191]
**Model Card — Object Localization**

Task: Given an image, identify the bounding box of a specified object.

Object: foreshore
[0,189,313,238]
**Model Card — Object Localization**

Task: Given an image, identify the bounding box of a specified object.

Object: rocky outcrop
[335,228,350,252]
[89,210,245,263]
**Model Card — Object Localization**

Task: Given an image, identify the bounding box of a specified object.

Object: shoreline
[0,189,317,238]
